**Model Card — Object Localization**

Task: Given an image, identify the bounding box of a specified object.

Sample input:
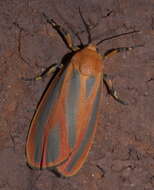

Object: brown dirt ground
[0,0,154,189]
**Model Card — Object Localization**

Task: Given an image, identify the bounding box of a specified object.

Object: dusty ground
[0,0,154,189]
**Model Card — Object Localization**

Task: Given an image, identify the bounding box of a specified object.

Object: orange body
[26,45,104,176]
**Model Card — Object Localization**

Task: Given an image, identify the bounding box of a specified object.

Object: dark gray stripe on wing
[46,123,60,163]
[65,69,80,149]
[34,71,66,163]
[66,86,101,172]
[86,76,95,98]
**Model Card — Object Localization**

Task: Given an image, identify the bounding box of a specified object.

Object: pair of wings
[26,54,102,176]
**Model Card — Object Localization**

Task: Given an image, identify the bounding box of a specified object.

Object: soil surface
[0,0,154,190]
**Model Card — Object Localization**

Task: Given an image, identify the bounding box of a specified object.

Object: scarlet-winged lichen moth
[26,11,141,177]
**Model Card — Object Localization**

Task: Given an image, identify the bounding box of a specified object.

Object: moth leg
[42,13,79,51]
[22,63,63,81]
[103,44,143,59]
[103,73,128,105]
